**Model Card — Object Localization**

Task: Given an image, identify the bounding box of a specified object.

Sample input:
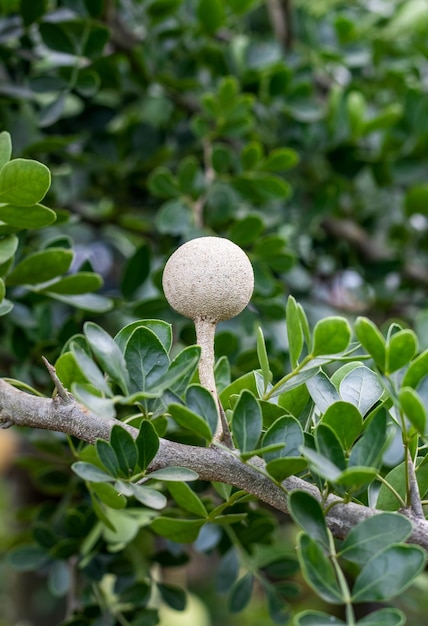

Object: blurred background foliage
[2,0,428,624]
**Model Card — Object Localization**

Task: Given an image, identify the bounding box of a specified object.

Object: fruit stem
[194,318,232,446]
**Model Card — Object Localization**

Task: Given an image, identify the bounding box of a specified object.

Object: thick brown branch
[1,379,428,550]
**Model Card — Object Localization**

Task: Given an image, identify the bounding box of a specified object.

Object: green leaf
[232,390,262,453]
[0,132,12,170]
[351,545,426,602]
[0,234,18,264]
[115,319,172,354]
[312,316,351,356]
[405,184,428,216]
[124,326,169,394]
[300,447,342,482]
[354,316,386,370]
[261,415,304,461]
[169,403,213,441]
[339,366,383,415]
[197,0,225,34]
[0,203,56,229]
[288,491,330,548]
[321,401,363,451]
[96,440,121,478]
[295,611,345,626]
[356,608,406,626]
[90,482,127,510]
[48,292,113,312]
[256,327,271,392]
[147,467,199,482]
[0,158,51,205]
[387,329,418,373]
[340,513,412,565]
[336,467,377,490]
[136,420,159,471]
[262,147,299,171]
[110,425,138,477]
[241,141,263,170]
[402,349,428,388]
[157,583,186,611]
[72,461,114,483]
[376,459,428,510]
[39,21,75,54]
[42,272,103,295]
[121,243,151,299]
[84,322,130,394]
[306,371,340,413]
[7,248,73,285]
[156,345,200,395]
[72,383,116,418]
[0,277,5,303]
[229,573,254,613]
[186,384,218,438]
[266,457,307,482]
[8,545,49,572]
[229,215,264,247]
[399,386,426,435]
[151,517,204,542]
[147,167,179,199]
[168,482,207,517]
[315,424,346,470]
[155,199,193,235]
[286,295,304,368]
[127,484,167,510]
[71,344,112,397]
[349,409,388,469]
[297,533,343,604]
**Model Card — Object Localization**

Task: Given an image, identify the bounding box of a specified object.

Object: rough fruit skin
[162,237,254,322]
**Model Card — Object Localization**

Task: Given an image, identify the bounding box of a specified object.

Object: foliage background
[2,0,428,624]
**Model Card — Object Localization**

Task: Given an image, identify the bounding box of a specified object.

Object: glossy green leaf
[71,344,112,396]
[8,545,49,572]
[72,461,114,483]
[169,403,213,441]
[300,447,342,482]
[102,508,156,546]
[387,329,418,373]
[147,467,198,482]
[262,415,304,461]
[354,317,386,370]
[229,573,254,613]
[339,366,383,415]
[286,295,304,368]
[336,467,377,489]
[232,390,262,453]
[43,272,103,295]
[72,383,116,418]
[306,371,340,413]
[229,215,264,247]
[0,158,50,205]
[0,277,4,303]
[321,401,363,451]
[262,147,299,171]
[156,345,200,396]
[110,425,138,477]
[124,326,169,394]
[315,424,346,470]
[186,384,218,438]
[256,327,271,392]
[349,409,388,469]
[405,184,428,216]
[147,167,179,198]
[157,583,186,611]
[115,319,172,354]
[340,513,412,565]
[265,457,307,482]
[0,132,11,170]
[356,608,405,626]
[352,545,426,602]
[48,293,113,312]
[277,384,310,417]
[136,420,159,471]
[7,248,73,285]
[295,612,345,626]
[96,440,121,478]
[312,316,351,356]
[377,459,428,510]
[297,533,343,604]
[39,21,75,54]
[0,203,56,228]
[168,482,207,517]
[127,484,167,510]
[399,386,426,435]
[197,0,225,33]
[90,482,127,510]
[151,517,204,542]
[85,322,130,394]
[288,491,330,548]
[0,234,18,264]
[402,349,428,388]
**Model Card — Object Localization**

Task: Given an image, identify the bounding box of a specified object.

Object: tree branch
[1,378,427,550]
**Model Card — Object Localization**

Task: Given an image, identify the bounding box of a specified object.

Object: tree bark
[1,379,428,550]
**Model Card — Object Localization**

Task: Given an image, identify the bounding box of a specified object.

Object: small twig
[218,401,234,449]
[42,356,72,404]
[407,450,425,519]
[267,0,293,50]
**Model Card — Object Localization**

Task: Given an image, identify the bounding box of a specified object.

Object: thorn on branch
[42,356,72,404]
